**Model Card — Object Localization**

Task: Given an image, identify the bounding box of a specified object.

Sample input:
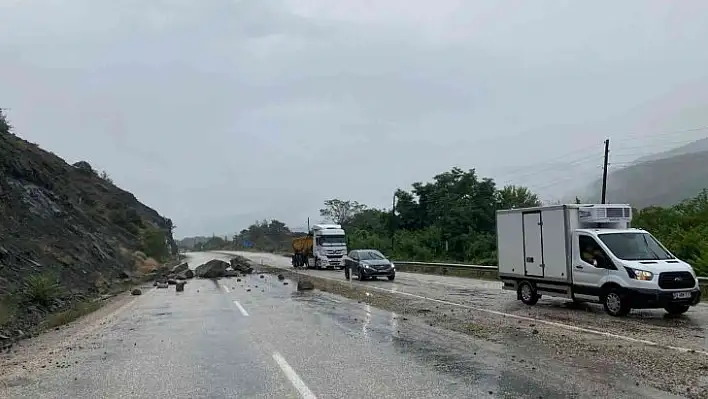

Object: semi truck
[497,204,701,317]
[291,224,347,269]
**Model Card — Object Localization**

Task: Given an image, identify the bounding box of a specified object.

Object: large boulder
[195,259,230,278]
[171,262,189,274]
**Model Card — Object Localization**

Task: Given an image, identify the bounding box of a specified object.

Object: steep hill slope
[573,139,708,208]
[0,112,176,335]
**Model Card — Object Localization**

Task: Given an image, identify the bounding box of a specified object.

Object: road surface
[227,251,708,353]
[0,252,679,398]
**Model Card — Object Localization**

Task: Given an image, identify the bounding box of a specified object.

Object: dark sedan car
[344,249,395,281]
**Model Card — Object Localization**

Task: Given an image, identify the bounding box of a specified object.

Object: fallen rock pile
[195,259,230,278]
[230,257,253,274]
[187,257,255,279]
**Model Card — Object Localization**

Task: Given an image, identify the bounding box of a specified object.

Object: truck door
[523,211,544,277]
[572,233,609,297]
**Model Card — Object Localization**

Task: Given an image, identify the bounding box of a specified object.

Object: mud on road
[250,259,708,399]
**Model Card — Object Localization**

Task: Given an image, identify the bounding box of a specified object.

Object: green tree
[319,199,367,226]
[496,185,541,209]
[99,170,113,184]
[232,219,295,252]
[140,227,170,262]
[0,108,10,134]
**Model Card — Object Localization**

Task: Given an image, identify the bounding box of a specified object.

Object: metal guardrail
[394,261,708,285]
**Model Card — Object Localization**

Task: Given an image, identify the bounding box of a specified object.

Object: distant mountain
[633,136,708,164]
[573,138,708,208]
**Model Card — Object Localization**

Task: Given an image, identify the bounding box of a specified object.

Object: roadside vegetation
[187,166,708,277]
[632,189,708,276]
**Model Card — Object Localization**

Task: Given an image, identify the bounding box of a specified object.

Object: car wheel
[387,275,395,281]
[518,281,539,305]
[602,287,631,317]
[664,304,690,315]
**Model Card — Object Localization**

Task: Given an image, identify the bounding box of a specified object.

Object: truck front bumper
[627,287,701,309]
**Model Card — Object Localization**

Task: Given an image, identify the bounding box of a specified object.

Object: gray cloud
[2,0,708,236]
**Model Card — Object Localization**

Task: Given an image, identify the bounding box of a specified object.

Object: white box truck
[497,204,702,316]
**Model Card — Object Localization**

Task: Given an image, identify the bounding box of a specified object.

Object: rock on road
[0,252,685,398]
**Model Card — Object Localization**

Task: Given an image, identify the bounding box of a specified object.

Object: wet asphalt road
[0,252,677,398]
[226,251,708,353]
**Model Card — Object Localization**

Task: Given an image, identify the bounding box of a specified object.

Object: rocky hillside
[573,138,708,208]
[0,111,176,335]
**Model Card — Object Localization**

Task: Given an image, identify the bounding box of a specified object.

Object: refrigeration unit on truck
[496,204,701,317]
[291,224,347,269]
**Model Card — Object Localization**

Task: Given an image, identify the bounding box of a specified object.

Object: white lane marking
[233,300,249,316]
[362,284,708,357]
[272,352,317,399]
[236,255,708,357]
[222,285,231,293]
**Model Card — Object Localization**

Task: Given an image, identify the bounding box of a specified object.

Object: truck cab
[309,224,347,269]
[498,204,701,316]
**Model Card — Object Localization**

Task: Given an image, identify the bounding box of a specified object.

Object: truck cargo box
[497,205,574,283]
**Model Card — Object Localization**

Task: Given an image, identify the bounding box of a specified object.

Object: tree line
[632,189,708,276]
[329,167,540,265]
[197,166,708,276]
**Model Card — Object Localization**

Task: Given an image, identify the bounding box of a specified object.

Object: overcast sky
[2,0,708,236]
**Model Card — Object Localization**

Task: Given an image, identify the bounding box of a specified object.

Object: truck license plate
[673,291,691,299]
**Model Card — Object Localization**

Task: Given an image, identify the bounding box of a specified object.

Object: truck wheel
[602,288,631,317]
[664,304,690,315]
[518,281,539,305]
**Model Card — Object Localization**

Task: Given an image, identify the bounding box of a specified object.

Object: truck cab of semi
[309,224,347,269]
[498,204,701,317]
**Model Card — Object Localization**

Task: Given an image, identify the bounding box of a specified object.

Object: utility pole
[307,217,310,232]
[391,192,397,251]
[601,138,610,204]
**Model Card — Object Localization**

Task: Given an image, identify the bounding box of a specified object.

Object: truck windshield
[598,232,674,261]
[317,235,346,246]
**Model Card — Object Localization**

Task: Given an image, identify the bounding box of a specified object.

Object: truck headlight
[624,267,653,281]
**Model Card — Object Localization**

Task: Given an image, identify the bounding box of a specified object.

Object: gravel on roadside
[262,265,708,399]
